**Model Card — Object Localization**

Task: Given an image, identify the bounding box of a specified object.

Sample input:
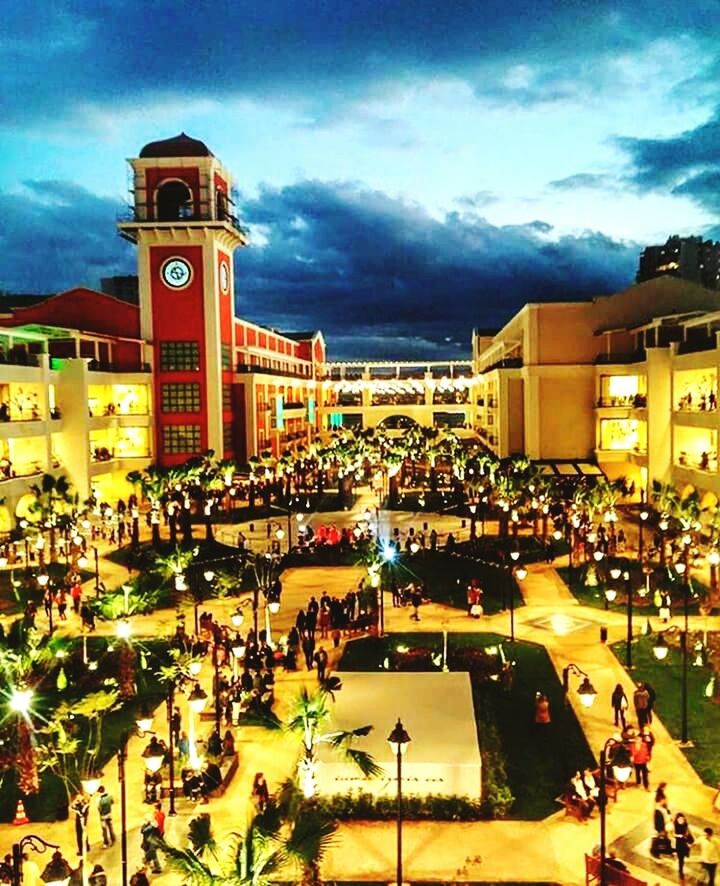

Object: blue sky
[2,1,720,358]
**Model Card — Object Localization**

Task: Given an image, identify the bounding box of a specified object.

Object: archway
[156,180,194,221]
[376,415,421,432]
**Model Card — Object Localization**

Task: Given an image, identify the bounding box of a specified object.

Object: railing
[677,337,716,355]
[478,357,523,373]
[284,402,305,410]
[87,361,151,373]
[0,465,43,482]
[236,363,312,379]
[0,352,41,367]
[594,350,646,365]
[596,396,647,408]
[118,206,248,238]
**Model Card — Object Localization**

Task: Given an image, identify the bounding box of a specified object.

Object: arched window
[156,180,194,221]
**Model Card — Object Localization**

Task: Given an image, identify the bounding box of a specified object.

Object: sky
[2,1,720,359]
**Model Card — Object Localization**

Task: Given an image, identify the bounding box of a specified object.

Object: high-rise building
[637,235,720,290]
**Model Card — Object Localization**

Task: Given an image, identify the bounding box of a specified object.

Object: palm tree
[126,465,170,549]
[248,680,381,799]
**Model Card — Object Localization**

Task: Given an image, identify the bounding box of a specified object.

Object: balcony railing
[236,363,312,379]
[0,352,41,367]
[594,350,646,365]
[596,395,647,408]
[87,360,151,373]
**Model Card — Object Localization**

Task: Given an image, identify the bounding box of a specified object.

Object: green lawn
[340,632,593,819]
[556,565,709,615]
[384,551,522,615]
[610,635,720,786]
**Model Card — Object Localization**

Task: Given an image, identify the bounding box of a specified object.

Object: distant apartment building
[637,235,720,290]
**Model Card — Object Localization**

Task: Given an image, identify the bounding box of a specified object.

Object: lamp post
[599,738,633,886]
[639,509,649,561]
[709,548,720,600]
[92,546,100,597]
[188,682,208,769]
[10,834,59,886]
[509,551,521,642]
[166,681,177,816]
[117,743,128,886]
[674,561,692,746]
[610,559,635,668]
[37,570,53,633]
[387,719,411,886]
[561,663,597,708]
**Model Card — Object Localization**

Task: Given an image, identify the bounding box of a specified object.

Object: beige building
[474,276,720,498]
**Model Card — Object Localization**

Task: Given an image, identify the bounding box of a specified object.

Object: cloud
[617,109,720,214]
[547,173,618,192]
[4,1,719,129]
[234,179,639,356]
[0,180,133,293]
[455,191,499,210]
[0,175,640,358]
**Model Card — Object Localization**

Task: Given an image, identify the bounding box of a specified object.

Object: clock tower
[118,133,247,466]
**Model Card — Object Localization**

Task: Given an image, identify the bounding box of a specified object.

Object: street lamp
[675,560,692,746]
[387,719,411,886]
[188,682,208,769]
[599,738,633,886]
[510,561,527,642]
[142,736,165,774]
[135,706,153,737]
[639,509,649,561]
[562,664,597,708]
[652,632,669,661]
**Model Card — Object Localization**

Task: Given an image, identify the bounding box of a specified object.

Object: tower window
[222,383,232,411]
[156,180,194,221]
[161,383,201,413]
[159,341,199,371]
[221,343,232,370]
[223,421,233,452]
[163,424,201,454]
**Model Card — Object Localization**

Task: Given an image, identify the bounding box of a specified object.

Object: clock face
[219,260,230,294]
[161,257,193,290]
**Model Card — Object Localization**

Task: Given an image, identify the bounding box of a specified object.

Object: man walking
[633,682,651,728]
[314,646,329,682]
[97,785,115,847]
[700,828,720,886]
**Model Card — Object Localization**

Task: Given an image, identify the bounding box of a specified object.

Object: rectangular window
[163,424,201,454]
[223,422,233,452]
[222,383,232,411]
[221,343,232,370]
[159,341,200,372]
[161,383,201,413]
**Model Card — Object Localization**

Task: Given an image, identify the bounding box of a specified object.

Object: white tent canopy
[316,671,482,799]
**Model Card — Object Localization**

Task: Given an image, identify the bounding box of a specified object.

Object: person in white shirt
[700,827,720,886]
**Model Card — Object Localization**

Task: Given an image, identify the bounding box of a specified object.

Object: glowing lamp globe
[363,509,372,523]
[515,566,528,581]
[81,776,101,796]
[577,676,597,708]
[188,683,208,714]
[203,570,215,582]
[116,620,132,640]
[709,550,720,567]
[605,588,617,602]
[593,550,604,562]
[609,567,621,580]
[268,600,281,615]
[370,573,380,588]
[410,542,420,554]
[275,528,285,540]
[0,555,7,568]
[231,610,245,628]
[553,529,562,541]
[387,718,411,756]
[78,555,88,569]
[675,562,687,576]
[189,660,203,677]
[653,634,669,661]
[9,687,33,715]
[37,571,50,588]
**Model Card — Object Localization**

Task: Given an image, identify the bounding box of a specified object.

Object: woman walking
[674,813,694,880]
[611,683,628,729]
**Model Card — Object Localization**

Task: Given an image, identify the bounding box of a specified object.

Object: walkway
[2,498,720,885]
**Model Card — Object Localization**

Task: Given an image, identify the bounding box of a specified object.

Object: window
[221,343,232,370]
[159,341,199,372]
[223,422,233,452]
[222,383,232,411]
[163,425,201,454]
[157,180,194,221]
[161,383,201,413]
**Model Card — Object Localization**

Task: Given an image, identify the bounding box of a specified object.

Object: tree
[248,679,381,799]
[126,465,169,549]
[27,473,74,562]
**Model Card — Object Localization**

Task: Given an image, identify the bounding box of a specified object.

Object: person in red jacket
[630,734,650,789]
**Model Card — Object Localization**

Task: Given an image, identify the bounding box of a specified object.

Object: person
[570,771,594,817]
[605,850,627,872]
[633,682,651,728]
[314,646,329,682]
[70,792,90,854]
[410,587,422,621]
[129,866,150,886]
[42,852,72,883]
[654,795,671,835]
[611,683,628,729]
[700,827,720,886]
[178,731,189,761]
[222,729,235,756]
[153,802,166,838]
[674,813,694,879]
[97,785,115,847]
[302,632,315,670]
[252,772,270,812]
[645,680,657,723]
[171,706,181,745]
[88,864,108,886]
[630,733,650,790]
[207,729,222,758]
[534,692,551,725]
[140,814,162,873]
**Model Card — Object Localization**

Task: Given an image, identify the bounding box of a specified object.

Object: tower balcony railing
[118,205,249,237]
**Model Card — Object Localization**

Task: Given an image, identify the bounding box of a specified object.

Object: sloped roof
[139,132,213,159]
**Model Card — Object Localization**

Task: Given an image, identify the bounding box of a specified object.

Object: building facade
[637,235,720,291]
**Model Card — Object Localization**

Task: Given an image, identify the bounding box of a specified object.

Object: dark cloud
[455,191,499,209]
[234,180,639,357]
[547,173,617,192]
[4,1,719,127]
[617,109,720,214]
[0,180,133,293]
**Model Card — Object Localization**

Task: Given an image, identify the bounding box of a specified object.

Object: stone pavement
[2,495,720,885]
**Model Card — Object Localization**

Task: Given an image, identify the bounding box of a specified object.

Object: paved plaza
[2,491,719,886]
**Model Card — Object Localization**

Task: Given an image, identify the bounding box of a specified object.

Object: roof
[0,294,53,312]
[139,132,214,159]
[281,330,320,341]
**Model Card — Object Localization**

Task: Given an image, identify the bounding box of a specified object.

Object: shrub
[315,791,486,821]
